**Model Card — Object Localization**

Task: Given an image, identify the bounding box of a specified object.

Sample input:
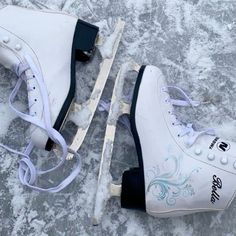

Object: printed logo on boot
[209,137,219,149]
[211,175,222,204]
[217,141,230,152]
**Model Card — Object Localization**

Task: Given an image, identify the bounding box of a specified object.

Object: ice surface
[0,102,24,137]
[0,0,236,235]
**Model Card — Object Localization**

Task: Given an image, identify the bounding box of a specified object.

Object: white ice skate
[0,5,124,192]
[93,62,236,224]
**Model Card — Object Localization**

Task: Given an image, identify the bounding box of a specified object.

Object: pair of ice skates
[0,5,236,224]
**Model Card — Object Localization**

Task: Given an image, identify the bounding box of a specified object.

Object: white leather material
[135,65,236,217]
[0,6,77,149]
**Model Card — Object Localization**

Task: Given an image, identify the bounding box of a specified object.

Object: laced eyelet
[177,134,180,137]
[32,75,35,78]
[34,99,37,102]
[172,122,175,125]
[33,87,35,90]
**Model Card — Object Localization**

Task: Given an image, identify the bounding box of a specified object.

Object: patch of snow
[69,104,92,129]
[98,20,123,59]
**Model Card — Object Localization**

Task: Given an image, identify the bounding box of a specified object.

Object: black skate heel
[73,19,99,62]
[121,167,146,211]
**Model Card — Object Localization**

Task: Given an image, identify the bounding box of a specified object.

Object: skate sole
[45,19,99,151]
[120,65,147,210]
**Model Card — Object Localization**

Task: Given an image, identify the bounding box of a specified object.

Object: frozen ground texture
[0,0,236,235]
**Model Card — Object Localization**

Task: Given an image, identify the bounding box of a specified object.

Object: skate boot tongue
[162,86,215,147]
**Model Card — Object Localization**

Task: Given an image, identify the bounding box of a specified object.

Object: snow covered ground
[0,0,236,235]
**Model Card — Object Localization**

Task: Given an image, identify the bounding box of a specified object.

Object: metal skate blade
[95,36,104,46]
[92,61,141,225]
[67,18,125,160]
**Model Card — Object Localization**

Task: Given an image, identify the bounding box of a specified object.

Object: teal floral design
[146,156,199,206]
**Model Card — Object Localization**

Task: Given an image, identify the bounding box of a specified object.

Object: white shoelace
[98,100,132,133]
[0,54,81,193]
[162,86,215,147]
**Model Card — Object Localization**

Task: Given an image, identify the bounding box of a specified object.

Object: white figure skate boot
[0,6,125,192]
[93,62,236,224]
[0,5,99,150]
